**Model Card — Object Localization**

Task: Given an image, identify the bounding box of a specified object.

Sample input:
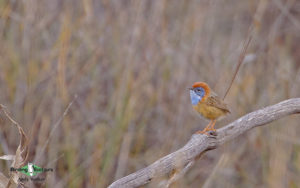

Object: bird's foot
[196,120,217,135]
[208,128,217,132]
[207,129,218,136]
[196,127,209,134]
[196,128,217,135]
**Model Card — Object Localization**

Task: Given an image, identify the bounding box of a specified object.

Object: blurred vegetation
[0,0,300,187]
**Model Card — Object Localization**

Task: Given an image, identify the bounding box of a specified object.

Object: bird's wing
[205,95,230,113]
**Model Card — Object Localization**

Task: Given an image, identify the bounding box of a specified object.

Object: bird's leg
[196,121,212,134]
[207,120,217,132]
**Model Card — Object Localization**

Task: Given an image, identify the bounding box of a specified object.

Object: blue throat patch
[190,87,205,105]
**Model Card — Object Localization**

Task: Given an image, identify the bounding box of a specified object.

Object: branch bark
[108,98,300,188]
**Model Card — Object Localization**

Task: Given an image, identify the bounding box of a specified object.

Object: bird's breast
[192,102,228,120]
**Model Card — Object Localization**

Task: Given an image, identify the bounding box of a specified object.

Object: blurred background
[0,0,300,187]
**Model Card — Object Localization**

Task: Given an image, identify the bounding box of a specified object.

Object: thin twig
[0,104,21,127]
[161,160,195,188]
[34,95,77,163]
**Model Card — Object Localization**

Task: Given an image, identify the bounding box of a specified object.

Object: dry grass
[0,0,300,187]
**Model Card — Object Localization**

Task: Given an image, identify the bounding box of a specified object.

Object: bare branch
[159,160,195,188]
[108,98,300,188]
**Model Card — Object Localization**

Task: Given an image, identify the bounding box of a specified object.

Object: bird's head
[189,82,210,105]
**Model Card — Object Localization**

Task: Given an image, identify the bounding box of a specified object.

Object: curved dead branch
[108,98,300,188]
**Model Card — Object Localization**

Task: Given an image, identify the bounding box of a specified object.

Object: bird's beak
[188,87,193,90]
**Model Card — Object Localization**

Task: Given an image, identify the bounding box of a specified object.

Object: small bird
[189,82,230,134]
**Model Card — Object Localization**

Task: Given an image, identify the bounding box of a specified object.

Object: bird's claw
[207,130,218,136]
[195,128,217,136]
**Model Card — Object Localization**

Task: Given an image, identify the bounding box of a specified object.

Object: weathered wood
[108,98,300,188]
